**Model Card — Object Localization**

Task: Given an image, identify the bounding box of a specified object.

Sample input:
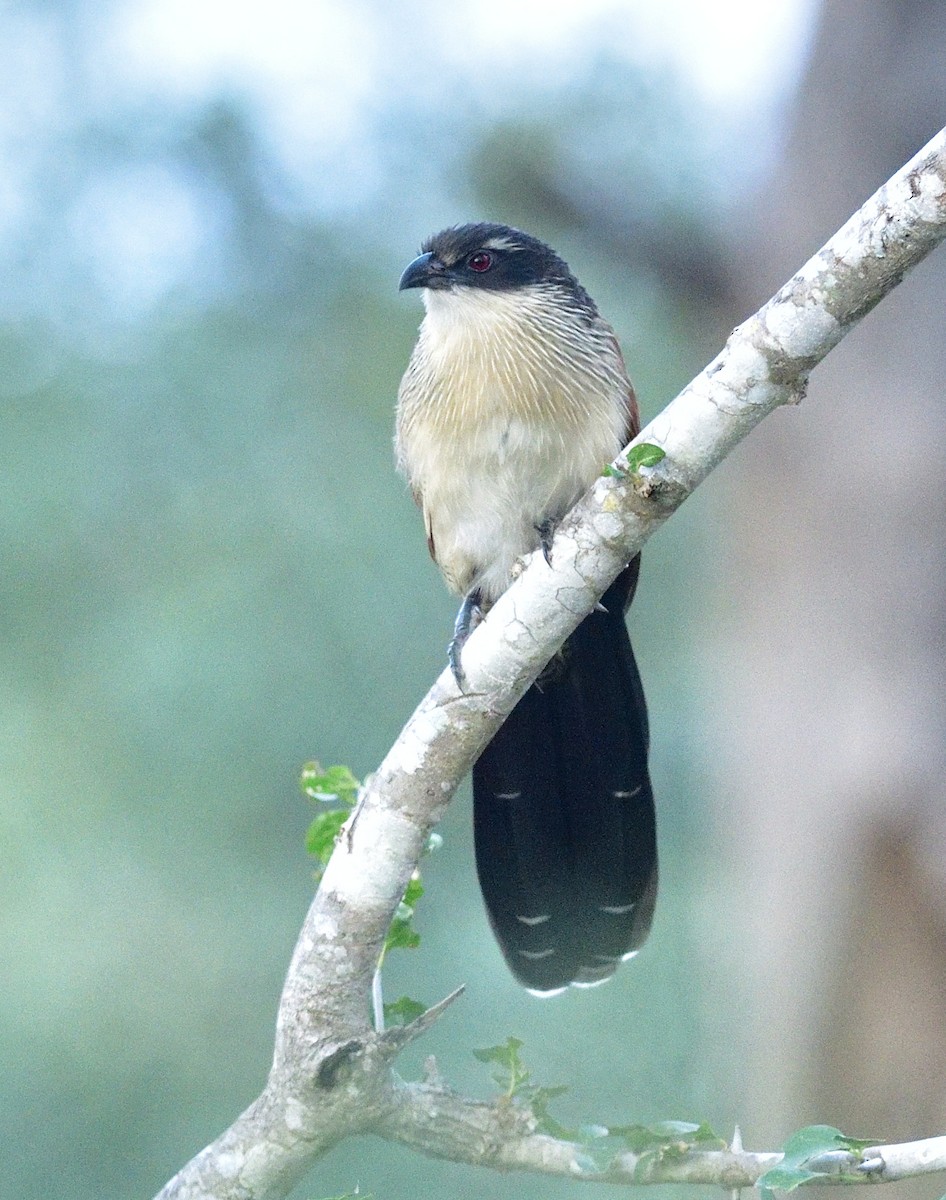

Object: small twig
[383,986,466,1051]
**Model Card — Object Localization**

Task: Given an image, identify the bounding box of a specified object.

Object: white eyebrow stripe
[612,786,642,798]
[518,947,556,960]
[483,236,520,251]
[494,790,522,800]
[600,902,636,915]
[516,913,551,926]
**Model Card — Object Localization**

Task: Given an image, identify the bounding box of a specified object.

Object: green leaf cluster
[757,1125,881,1194]
[301,761,361,807]
[472,1039,723,1177]
[473,1036,536,1099]
[301,762,433,1020]
[582,1119,725,1178]
[473,1037,569,1137]
[302,762,361,875]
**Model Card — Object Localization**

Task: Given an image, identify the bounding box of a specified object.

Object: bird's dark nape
[472,564,658,992]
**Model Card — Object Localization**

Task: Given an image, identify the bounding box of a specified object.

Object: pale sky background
[108,0,819,198]
[1,0,820,320]
[113,0,816,112]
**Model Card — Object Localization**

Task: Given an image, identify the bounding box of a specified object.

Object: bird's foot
[448,589,483,689]
[535,518,558,567]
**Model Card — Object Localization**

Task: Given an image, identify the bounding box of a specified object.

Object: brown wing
[402,470,438,563]
[606,326,640,444]
[602,326,642,614]
[422,500,437,563]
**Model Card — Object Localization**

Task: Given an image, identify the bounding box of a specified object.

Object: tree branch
[156,125,946,1199]
[381,1084,946,1187]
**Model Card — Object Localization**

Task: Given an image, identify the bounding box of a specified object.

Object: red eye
[467,251,493,272]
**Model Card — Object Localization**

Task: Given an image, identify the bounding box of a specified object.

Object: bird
[395,223,657,993]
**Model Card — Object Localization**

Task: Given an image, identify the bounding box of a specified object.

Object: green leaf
[687,1121,726,1148]
[756,1124,882,1192]
[472,1038,570,1112]
[383,875,424,953]
[779,1125,846,1169]
[473,1036,524,1068]
[569,1124,625,1175]
[301,763,363,876]
[625,442,666,473]
[402,875,424,910]
[782,1126,843,1163]
[305,809,349,866]
[530,1085,571,1139]
[473,1036,535,1097]
[378,873,427,964]
[612,1119,725,1156]
[610,1124,656,1154]
[647,1120,702,1139]
[755,1166,819,1192]
[382,996,427,1026]
[697,1122,726,1145]
[834,1134,882,1154]
[577,1123,610,1141]
[384,915,421,953]
[300,761,360,807]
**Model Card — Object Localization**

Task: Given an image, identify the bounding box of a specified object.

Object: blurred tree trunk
[714,0,946,1151]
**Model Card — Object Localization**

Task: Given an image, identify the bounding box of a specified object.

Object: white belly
[396,285,630,601]
[403,404,621,600]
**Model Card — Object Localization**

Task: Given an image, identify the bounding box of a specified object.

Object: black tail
[472,566,657,992]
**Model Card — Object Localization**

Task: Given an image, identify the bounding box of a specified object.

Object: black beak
[398,251,448,291]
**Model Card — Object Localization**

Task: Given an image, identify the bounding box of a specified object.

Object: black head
[398,223,583,297]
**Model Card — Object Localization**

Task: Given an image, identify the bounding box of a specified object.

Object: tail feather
[472,570,657,992]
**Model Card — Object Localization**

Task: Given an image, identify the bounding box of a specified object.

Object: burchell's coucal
[396,224,657,993]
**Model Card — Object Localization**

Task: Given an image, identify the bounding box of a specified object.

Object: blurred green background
[0,1,863,1197]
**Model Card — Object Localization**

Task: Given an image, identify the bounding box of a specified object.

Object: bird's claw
[449,589,483,689]
[535,518,557,567]
[448,637,468,689]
